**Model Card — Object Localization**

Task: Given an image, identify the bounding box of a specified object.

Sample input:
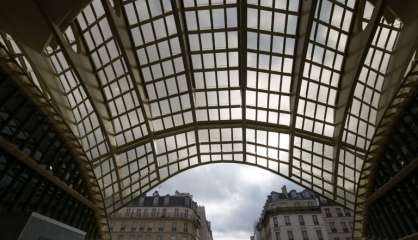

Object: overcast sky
[151,163,303,240]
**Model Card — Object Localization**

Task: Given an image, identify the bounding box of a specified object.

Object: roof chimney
[281,185,288,195]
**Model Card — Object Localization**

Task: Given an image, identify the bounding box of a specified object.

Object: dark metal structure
[0,0,417,238]
[363,61,418,240]
[0,66,102,238]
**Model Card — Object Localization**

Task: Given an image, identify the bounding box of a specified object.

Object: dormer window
[153,196,159,206]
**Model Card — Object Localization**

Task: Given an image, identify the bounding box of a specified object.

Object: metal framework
[0,52,107,239]
[1,0,418,238]
[353,50,418,238]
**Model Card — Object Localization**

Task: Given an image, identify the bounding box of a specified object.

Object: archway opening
[110,163,352,240]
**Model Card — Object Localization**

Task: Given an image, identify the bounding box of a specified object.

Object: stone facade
[254,186,354,240]
[320,198,353,240]
[110,191,213,240]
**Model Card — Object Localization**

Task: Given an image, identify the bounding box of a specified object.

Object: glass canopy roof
[0,0,407,214]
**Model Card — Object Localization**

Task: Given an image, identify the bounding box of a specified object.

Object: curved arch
[121,161,300,207]
[110,160,321,216]
[1,0,418,239]
[353,52,418,238]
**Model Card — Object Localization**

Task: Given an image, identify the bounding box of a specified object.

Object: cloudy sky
[151,163,303,240]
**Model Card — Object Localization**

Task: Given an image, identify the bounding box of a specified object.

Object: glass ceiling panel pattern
[155,130,198,179]
[116,142,158,205]
[342,17,401,150]
[245,0,297,125]
[2,0,410,213]
[78,1,148,147]
[46,36,110,162]
[291,136,334,199]
[185,0,242,121]
[296,0,355,137]
[123,0,195,130]
[336,147,364,208]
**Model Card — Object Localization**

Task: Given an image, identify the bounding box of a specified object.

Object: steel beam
[366,156,418,205]
[111,120,344,157]
[376,16,418,125]
[288,0,316,177]
[171,0,202,164]
[102,0,162,189]
[18,43,79,135]
[39,8,124,205]
[332,0,383,200]
[0,137,96,210]
[238,0,247,163]
[101,0,149,117]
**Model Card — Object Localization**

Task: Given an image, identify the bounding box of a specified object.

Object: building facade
[254,186,353,240]
[110,191,213,240]
[320,198,353,240]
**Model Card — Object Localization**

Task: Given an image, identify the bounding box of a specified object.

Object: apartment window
[147,223,153,232]
[325,208,331,217]
[158,223,164,232]
[302,230,308,240]
[298,215,305,225]
[336,208,343,217]
[275,231,280,240]
[341,222,349,232]
[172,222,177,232]
[330,222,337,233]
[284,216,291,225]
[316,230,324,240]
[120,225,126,232]
[136,208,142,217]
[287,230,294,240]
[273,216,278,228]
[174,208,179,217]
[334,238,340,240]
[185,209,189,218]
[171,235,176,240]
[131,227,136,232]
[143,208,149,217]
[126,208,133,217]
[312,215,319,225]
[345,210,351,217]
[151,208,157,217]
[162,208,167,217]
[184,223,188,233]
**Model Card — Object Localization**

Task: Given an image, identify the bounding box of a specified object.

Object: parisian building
[109,191,213,240]
[253,186,353,240]
[319,198,354,240]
